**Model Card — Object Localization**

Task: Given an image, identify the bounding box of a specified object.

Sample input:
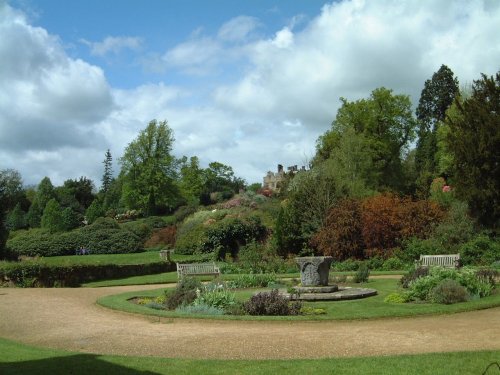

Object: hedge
[0,261,176,287]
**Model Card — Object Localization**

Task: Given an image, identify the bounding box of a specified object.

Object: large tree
[415,65,459,190]
[120,120,180,215]
[446,71,500,228]
[178,156,204,206]
[316,87,417,192]
[0,169,25,211]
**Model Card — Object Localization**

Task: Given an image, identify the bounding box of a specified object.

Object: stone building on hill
[263,164,306,192]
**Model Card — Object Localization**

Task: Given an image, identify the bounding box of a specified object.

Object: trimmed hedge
[0,261,176,287]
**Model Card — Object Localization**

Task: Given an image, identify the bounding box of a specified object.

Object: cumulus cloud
[81,36,143,56]
[214,0,500,131]
[0,3,114,184]
[2,0,500,186]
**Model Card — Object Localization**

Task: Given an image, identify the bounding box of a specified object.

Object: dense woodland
[0,66,499,267]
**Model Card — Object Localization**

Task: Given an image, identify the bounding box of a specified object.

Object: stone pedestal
[295,256,333,286]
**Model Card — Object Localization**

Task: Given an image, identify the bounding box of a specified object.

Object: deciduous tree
[120,120,180,215]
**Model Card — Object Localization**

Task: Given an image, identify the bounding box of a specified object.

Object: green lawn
[82,270,405,287]
[0,338,498,375]
[5,252,208,267]
[97,278,500,321]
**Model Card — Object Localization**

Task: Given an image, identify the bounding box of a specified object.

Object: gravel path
[0,285,499,359]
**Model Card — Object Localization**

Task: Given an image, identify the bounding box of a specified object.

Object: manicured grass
[9,252,207,267]
[82,270,403,287]
[97,278,500,321]
[0,337,498,375]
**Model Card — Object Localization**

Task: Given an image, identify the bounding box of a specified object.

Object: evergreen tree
[6,202,26,230]
[415,65,459,191]
[41,198,64,233]
[101,149,113,193]
[26,197,42,228]
[446,71,500,228]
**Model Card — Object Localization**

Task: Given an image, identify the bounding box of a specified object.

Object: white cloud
[2,0,500,187]
[81,36,143,56]
[217,16,260,42]
[0,3,113,184]
[214,0,500,132]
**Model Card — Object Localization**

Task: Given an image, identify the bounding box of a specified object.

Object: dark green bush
[352,262,370,283]
[8,219,144,257]
[164,277,202,310]
[144,216,168,229]
[400,237,442,263]
[460,234,500,266]
[205,216,267,260]
[243,289,302,316]
[430,279,470,304]
[0,261,174,287]
[332,258,361,271]
[174,206,197,223]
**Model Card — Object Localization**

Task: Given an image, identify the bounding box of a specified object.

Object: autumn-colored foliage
[144,225,177,248]
[312,193,445,260]
[310,199,363,260]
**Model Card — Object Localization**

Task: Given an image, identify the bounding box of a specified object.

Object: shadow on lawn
[0,353,160,375]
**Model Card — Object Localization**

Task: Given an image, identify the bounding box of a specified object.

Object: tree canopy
[446,71,500,228]
[120,119,180,215]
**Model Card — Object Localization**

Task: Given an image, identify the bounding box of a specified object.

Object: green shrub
[429,201,476,252]
[205,216,267,260]
[460,234,500,266]
[226,273,277,288]
[430,279,470,304]
[405,267,493,302]
[332,258,361,272]
[174,206,197,223]
[384,293,408,303]
[352,262,370,283]
[243,289,302,316]
[382,257,408,271]
[0,260,174,287]
[175,303,225,315]
[400,237,442,263]
[193,282,236,309]
[400,266,430,288]
[144,216,168,229]
[164,277,202,310]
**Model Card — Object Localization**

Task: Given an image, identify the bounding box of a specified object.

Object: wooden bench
[176,262,221,279]
[416,254,460,268]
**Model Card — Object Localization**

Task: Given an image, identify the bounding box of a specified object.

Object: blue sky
[1,0,499,187]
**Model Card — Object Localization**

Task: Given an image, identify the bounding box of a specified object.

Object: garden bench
[416,254,460,268]
[176,262,220,279]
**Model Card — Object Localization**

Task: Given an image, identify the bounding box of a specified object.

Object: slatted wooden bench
[416,254,460,268]
[176,262,221,279]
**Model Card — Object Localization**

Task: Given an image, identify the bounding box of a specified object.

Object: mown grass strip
[0,337,498,375]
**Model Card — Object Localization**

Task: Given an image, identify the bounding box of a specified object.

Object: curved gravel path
[0,285,499,359]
